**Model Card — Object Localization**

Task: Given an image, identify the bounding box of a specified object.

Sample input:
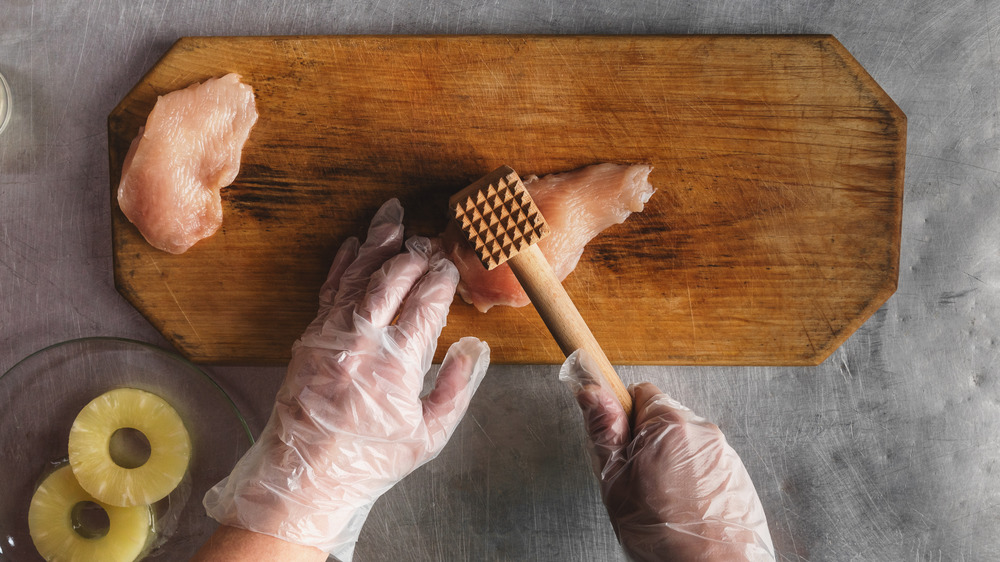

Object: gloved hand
[203,199,491,561]
[560,351,774,562]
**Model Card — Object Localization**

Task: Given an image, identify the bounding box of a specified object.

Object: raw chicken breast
[117,73,258,254]
[444,163,655,312]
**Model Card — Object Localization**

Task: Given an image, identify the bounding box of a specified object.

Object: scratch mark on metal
[909,152,1000,175]
[468,413,496,448]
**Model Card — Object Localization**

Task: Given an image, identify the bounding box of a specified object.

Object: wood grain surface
[108,35,905,366]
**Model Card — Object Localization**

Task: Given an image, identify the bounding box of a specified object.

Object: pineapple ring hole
[70,500,111,539]
[109,427,152,469]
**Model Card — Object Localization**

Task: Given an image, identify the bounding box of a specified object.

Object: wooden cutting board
[108,35,904,366]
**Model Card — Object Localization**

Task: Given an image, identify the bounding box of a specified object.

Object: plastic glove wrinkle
[358,237,433,328]
[204,199,491,559]
[560,350,775,562]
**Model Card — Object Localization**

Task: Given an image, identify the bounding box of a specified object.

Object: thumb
[560,350,630,483]
[422,337,491,449]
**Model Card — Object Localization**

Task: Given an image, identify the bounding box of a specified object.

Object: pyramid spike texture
[448,165,551,271]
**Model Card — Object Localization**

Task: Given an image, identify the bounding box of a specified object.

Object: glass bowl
[0,337,253,561]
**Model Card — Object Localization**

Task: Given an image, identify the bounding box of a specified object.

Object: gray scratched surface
[1,1,998,560]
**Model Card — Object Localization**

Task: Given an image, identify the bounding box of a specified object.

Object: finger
[631,382,707,429]
[388,252,459,369]
[630,382,664,409]
[318,236,360,309]
[630,383,702,459]
[422,337,491,450]
[299,237,361,340]
[560,350,630,481]
[577,386,631,482]
[327,199,405,330]
[357,237,432,329]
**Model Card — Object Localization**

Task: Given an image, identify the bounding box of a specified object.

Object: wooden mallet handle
[449,165,633,415]
[507,244,633,414]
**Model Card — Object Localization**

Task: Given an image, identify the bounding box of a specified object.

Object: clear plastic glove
[560,351,775,562]
[203,199,491,560]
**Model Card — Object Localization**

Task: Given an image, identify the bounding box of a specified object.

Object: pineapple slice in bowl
[0,337,253,561]
[28,465,153,562]
[69,388,191,507]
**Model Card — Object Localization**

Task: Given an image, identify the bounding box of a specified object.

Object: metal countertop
[2,1,997,560]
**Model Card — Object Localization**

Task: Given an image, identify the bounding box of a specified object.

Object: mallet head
[449,165,550,271]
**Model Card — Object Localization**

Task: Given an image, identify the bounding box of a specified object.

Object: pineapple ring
[28,465,152,562]
[69,388,191,507]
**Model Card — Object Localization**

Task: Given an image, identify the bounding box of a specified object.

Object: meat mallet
[449,165,633,415]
